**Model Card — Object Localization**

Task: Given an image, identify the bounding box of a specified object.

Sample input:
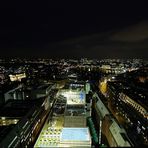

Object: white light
[142,126,146,130]
[1,117,6,120]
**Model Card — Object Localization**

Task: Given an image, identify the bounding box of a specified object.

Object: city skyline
[0,58,147,147]
[0,2,148,147]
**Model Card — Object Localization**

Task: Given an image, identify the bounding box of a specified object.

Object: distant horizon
[0,57,147,61]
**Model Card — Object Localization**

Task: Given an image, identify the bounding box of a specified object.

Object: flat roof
[61,128,90,142]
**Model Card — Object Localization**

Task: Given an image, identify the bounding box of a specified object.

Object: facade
[107,81,148,146]
[92,92,131,147]
[0,97,50,147]
[102,115,131,147]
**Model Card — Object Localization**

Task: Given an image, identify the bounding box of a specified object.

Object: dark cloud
[110,21,148,42]
[0,2,147,58]
[40,21,148,59]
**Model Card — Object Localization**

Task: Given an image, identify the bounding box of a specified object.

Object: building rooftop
[61,127,90,142]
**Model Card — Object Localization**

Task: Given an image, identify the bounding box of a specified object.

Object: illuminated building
[35,81,92,147]
[58,82,87,127]
[99,78,107,95]
[119,92,148,119]
[102,115,131,147]
[107,80,148,146]
[9,73,26,82]
[0,97,50,147]
[92,92,131,147]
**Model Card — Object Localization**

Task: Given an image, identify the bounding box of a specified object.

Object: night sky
[0,2,147,59]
